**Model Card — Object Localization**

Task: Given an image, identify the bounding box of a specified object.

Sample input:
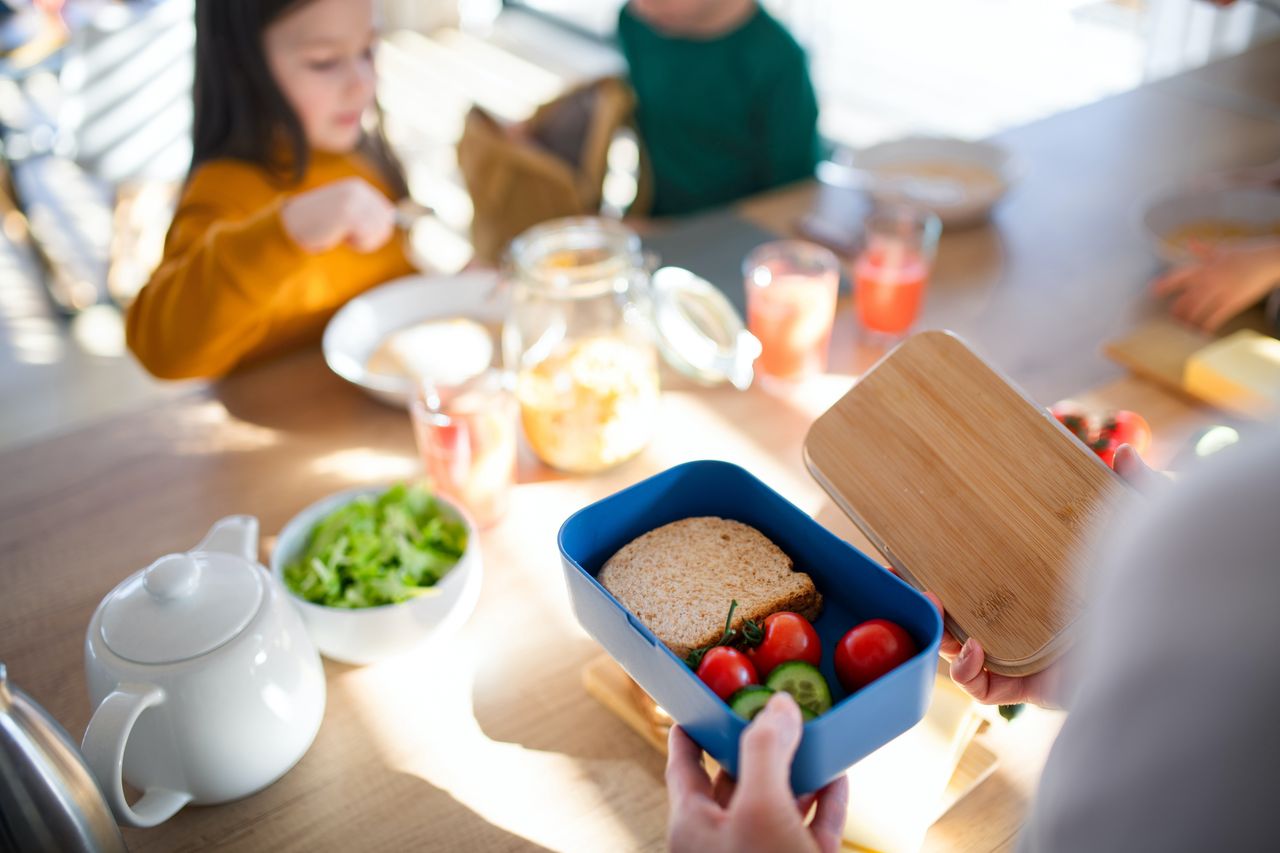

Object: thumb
[734,692,804,807]
[1114,444,1165,495]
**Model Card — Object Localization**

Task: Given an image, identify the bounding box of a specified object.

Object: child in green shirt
[618,0,821,217]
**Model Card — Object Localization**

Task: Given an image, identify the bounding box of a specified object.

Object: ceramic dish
[322,271,505,408]
[1140,185,1280,265]
[559,460,942,794]
[847,136,1015,229]
[271,486,483,665]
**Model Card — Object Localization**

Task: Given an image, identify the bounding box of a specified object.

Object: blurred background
[1,0,1276,446]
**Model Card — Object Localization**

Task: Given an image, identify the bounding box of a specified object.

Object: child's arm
[125,198,311,380]
[126,179,396,379]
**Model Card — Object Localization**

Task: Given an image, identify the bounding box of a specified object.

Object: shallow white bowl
[322,271,505,408]
[1140,185,1280,265]
[271,487,483,665]
[854,136,1015,229]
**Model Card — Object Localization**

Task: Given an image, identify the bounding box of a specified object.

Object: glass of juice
[743,240,841,382]
[853,205,942,338]
[409,369,518,529]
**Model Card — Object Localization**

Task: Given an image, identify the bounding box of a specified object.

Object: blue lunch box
[558,459,943,794]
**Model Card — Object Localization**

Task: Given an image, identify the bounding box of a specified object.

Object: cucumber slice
[728,686,775,721]
[801,707,817,722]
[765,661,832,716]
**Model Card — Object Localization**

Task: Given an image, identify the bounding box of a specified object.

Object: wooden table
[2,39,1276,852]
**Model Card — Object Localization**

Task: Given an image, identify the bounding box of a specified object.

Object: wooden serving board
[804,331,1128,676]
[1103,312,1272,413]
[581,655,997,846]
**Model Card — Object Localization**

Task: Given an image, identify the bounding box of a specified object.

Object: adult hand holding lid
[804,331,1129,676]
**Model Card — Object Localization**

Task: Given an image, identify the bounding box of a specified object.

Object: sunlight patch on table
[309,447,420,482]
[160,399,280,455]
[339,648,660,851]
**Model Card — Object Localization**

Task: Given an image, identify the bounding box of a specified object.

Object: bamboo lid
[804,331,1126,675]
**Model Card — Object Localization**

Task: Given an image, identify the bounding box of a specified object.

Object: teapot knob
[142,554,201,601]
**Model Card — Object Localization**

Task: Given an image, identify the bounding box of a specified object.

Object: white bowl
[322,271,505,408]
[270,487,483,665]
[1140,185,1280,265]
[853,136,1015,229]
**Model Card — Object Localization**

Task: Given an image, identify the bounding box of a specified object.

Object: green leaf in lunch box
[283,483,468,608]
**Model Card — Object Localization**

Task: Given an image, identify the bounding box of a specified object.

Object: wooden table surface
[2,40,1276,853]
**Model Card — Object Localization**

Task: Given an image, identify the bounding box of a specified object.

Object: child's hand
[282,178,397,254]
[1152,240,1280,332]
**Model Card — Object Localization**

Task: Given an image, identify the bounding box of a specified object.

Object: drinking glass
[743,240,840,382]
[410,369,518,528]
[853,205,942,338]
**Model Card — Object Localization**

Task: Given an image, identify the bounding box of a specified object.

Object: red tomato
[696,647,758,701]
[1050,401,1095,444]
[745,612,821,679]
[834,619,918,692]
[1091,436,1120,468]
[1099,410,1152,455]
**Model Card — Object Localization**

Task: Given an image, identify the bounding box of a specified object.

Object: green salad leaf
[283,484,468,608]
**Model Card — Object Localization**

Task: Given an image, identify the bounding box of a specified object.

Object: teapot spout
[195,516,259,563]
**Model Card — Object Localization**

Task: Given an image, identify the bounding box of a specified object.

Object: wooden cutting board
[804,331,1128,676]
[580,654,997,847]
[1103,311,1272,412]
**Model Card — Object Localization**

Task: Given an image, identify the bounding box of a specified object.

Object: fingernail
[958,638,975,664]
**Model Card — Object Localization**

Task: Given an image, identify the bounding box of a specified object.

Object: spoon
[394,199,434,231]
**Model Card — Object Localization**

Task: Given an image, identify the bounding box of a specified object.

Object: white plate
[322,271,505,407]
[1140,185,1280,265]
[850,136,1015,229]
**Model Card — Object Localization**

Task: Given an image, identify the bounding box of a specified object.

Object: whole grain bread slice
[597,517,823,660]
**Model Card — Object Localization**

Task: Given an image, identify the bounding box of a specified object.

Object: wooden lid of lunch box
[803,331,1127,676]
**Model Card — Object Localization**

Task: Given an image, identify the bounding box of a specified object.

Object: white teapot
[82,516,326,828]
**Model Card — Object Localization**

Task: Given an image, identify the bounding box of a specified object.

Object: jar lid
[99,552,265,665]
[650,266,762,390]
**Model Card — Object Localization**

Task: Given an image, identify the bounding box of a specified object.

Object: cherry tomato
[745,612,821,679]
[1099,410,1152,455]
[696,647,758,701]
[834,619,918,692]
[1050,401,1095,444]
[1091,435,1120,468]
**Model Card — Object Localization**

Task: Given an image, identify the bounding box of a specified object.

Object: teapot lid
[99,552,265,665]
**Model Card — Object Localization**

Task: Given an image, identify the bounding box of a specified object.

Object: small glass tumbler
[852,205,942,339]
[409,369,518,528]
[743,240,841,382]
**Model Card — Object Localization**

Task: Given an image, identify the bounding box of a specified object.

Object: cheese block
[1183,330,1280,418]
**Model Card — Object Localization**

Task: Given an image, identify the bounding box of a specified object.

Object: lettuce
[283,484,468,608]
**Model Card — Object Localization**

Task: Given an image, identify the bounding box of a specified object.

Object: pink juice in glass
[411,375,517,528]
[746,267,839,380]
[853,247,929,337]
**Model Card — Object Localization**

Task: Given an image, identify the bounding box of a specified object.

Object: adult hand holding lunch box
[561,332,1131,789]
[663,335,1280,852]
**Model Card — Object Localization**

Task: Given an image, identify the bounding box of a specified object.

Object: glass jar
[504,218,661,474]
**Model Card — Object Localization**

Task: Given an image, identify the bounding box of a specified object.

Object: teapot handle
[81,684,193,828]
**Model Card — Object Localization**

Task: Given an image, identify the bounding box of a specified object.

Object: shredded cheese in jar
[516,336,660,473]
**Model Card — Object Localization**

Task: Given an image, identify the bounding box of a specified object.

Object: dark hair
[190,0,407,196]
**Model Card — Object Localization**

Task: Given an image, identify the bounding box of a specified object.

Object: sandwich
[598,516,823,660]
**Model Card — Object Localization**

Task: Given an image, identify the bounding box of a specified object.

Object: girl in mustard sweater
[126,0,415,379]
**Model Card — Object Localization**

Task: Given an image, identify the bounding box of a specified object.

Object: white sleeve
[1021,427,1280,853]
